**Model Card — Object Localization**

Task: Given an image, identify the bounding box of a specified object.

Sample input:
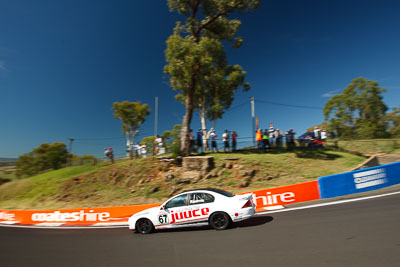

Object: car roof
[298,132,314,137]
[180,188,234,197]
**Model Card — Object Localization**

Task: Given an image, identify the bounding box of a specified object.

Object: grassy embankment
[327,139,400,156]
[0,161,17,182]
[0,148,365,210]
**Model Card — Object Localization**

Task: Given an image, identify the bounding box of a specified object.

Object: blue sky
[1,0,400,158]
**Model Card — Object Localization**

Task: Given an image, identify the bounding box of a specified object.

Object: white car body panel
[128,189,256,231]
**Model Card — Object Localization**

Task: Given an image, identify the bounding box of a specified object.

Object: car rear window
[212,189,234,197]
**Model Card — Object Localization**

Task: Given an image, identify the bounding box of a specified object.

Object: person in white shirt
[155,135,163,154]
[210,130,218,152]
[141,144,147,158]
[314,127,321,140]
[321,130,327,141]
[222,130,230,152]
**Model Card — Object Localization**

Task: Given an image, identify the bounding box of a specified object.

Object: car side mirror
[160,205,165,210]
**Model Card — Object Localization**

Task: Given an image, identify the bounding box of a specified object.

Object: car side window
[165,194,188,209]
[203,193,214,203]
[189,193,214,205]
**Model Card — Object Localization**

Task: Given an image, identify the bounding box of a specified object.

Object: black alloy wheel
[136,218,154,234]
[209,212,230,230]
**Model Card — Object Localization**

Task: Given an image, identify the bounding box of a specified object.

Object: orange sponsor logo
[247,181,320,211]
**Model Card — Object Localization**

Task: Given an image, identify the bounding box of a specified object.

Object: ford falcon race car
[128,188,256,234]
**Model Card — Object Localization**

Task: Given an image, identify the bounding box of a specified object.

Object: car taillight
[242,200,252,208]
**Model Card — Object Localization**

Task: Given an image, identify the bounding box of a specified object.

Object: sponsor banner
[1,181,321,226]
[318,162,400,199]
[0,203,159,226]
[244,181,321,212]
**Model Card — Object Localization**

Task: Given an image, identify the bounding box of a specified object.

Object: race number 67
[158,214,168,224]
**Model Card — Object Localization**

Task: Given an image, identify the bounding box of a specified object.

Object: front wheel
[209,212,230,230]
[135,218,154,234]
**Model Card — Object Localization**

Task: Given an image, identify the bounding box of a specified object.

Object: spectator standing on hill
[286,128,296,149]
[134,142,141,158]
[196,128,203,152]
[275,128,280,146]
[289,128,296,148]
[140,144,147,158]
[210,130,218,152]
[279,131,284,148]
[231,131,238,151]
[321,129,327,143]
[285,131,290,149]
[222,130,230,152]
[274,129,282,148]
[262,129,269,150]
[314,127,321,141]
[269,123,275,147]
[189,129,195,152]
[256,129,263,149]
[155,135,163,155]
[104,147,114,164]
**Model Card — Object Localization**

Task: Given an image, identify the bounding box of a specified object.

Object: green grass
[326,139,400,155]
[0,149,366,210]
[0,166,17,181]
[0,163,110,209]
[206,149,365,192]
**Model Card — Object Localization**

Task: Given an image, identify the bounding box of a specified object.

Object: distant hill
[0,158,17,162]
[0,158,17,167]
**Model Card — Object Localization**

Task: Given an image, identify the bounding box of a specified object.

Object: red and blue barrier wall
[1,162,399,226]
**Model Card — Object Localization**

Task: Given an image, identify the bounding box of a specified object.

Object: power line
[226,102,248,112]
[256,99,323,110]
[71,131,154,142]
[73,137,125,141]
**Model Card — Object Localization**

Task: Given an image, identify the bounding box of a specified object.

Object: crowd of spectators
[189,128,239,153]
[106,123,329,160]
[255,122,296,151]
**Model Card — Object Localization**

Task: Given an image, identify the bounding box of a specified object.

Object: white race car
[128,188,256,234]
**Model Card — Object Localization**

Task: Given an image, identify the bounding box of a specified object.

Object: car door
[186,192,215,223]
[158,193,189,226]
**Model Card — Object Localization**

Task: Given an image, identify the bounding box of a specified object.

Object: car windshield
[164,194,188,209]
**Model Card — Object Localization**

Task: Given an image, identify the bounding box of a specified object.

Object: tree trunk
[181,89,194,157]
[200,104,209,151]
[180,62,200,157]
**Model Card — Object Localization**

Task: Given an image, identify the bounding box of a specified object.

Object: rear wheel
[209,212,230,230]
[135,218,154,234]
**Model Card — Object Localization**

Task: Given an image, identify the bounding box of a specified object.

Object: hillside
[0,158,17,185]
[0,148,366,210]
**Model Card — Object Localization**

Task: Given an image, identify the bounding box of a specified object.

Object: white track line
[0,224,127,229]
[256,190,400,216]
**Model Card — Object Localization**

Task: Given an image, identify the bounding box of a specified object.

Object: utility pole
[67,138,74,166]
[154,96,158,136]
[249,97,255,147]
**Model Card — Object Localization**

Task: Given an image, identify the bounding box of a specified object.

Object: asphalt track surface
[2,193,400,267]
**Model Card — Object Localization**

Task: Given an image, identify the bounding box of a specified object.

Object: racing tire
[209,212,230,230]
[135,218,154,234]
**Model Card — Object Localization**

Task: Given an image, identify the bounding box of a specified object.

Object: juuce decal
[170,207,210,224]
